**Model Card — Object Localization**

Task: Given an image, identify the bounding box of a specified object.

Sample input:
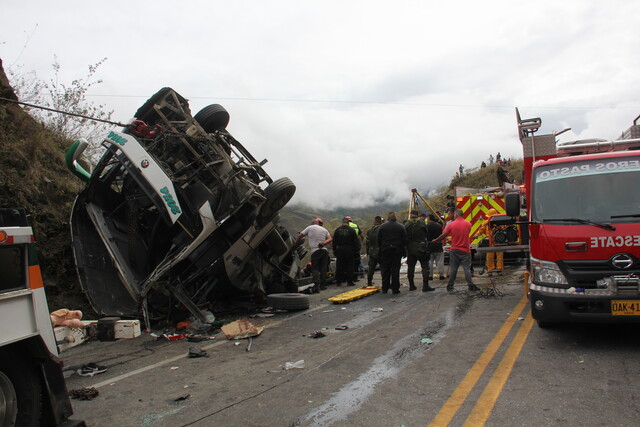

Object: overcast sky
[2,1,640,209]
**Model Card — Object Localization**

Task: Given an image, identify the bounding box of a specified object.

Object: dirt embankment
[0,58,89,313]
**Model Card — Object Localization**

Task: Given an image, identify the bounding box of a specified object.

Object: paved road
[63,265,640,426]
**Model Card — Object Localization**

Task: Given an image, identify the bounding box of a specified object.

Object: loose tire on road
[194,104,230,132]
[267,293,310,311]
[0,356,42,427]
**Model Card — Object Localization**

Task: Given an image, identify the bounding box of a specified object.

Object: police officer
[377,212,406,294]
[346,216,364,281]
[405,210,435,292]
[332,217,360,286]
[365,216,383,286]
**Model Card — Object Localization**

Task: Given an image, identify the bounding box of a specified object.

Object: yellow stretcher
[327,286,381,304]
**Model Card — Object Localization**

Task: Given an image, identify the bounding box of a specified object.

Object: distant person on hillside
[497,165,514,186]
[332,217,360,287]
[377,211,407,294]
[481,161,487,168]
[496,152,502,163]
[431,208,479,293]
[365,216,383,286]
[459,164,464,176]
[489,154,494,165]
[295,218,332,292]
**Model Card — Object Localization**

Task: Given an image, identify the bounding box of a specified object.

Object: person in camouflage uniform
[365,216,383,286]
[332,217,360,286]
[404,210,435,292]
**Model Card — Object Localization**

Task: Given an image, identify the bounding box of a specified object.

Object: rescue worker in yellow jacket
[476,208,504,276]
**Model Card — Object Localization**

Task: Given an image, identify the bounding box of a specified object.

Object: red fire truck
[508,110,640,327]
[455,185,523,247]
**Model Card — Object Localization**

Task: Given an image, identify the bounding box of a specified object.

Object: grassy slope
[0,59,87,311]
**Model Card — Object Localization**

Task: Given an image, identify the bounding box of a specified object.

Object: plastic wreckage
[66,88,306,326]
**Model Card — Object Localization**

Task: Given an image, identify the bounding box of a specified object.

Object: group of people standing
[296,208,480,295]
[295,216,363,291]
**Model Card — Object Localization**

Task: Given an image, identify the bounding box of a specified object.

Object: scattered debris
[69,387,100,401]
[335,325,349,331]
[246,337,253,352]
[221,319,264,339]
[372,307,384,312]
[50,309,84,328]
[186,333,215,342]
[174,394,191,403]
[420,338,434,345]
[281,360,305,370]
[308,331,326,339]
[177,320,192,330]
[251,313,275,318]
[55,318,142,352]
[162,333,185,341]
[188,346,209,358]
[76,363,108,377]
[170,366,180,370]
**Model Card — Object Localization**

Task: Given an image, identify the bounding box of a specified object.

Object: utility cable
[0,96,128,127]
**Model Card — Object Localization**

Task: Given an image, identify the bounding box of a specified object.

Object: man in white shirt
[295,218,332,292]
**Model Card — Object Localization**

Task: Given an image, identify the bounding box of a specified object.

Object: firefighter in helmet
[476,208,504,276]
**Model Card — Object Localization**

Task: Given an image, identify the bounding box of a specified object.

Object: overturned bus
[66,88,305,325]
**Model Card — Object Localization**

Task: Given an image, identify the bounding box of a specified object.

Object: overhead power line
[84,93,640,110]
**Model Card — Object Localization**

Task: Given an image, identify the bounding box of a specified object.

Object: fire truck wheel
[267,293,310,311]
[0,356,42,426]
[194,104,230,132]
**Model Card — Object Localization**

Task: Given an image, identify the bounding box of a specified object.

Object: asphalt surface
[62,263,640,426]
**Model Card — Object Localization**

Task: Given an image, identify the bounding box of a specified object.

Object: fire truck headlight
[531,257,568,286]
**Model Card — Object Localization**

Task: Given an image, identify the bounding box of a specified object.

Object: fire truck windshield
[532,156,640,224]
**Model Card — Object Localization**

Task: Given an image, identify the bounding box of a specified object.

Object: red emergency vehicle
[509,110,640,327]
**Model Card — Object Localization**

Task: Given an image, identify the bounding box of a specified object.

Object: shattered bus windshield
[532,156,640,224]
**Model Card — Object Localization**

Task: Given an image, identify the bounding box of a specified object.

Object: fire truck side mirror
[505,193,520,218]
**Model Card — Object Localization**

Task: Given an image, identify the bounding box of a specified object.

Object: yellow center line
[428,294,529,427]
[463,313,535,426]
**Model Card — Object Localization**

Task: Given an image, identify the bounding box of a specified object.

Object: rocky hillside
[0,58,85,309]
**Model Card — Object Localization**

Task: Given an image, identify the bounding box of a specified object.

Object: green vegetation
[1,59,85,310]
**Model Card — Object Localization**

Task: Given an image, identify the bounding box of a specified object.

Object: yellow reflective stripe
[488,196,505,213]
